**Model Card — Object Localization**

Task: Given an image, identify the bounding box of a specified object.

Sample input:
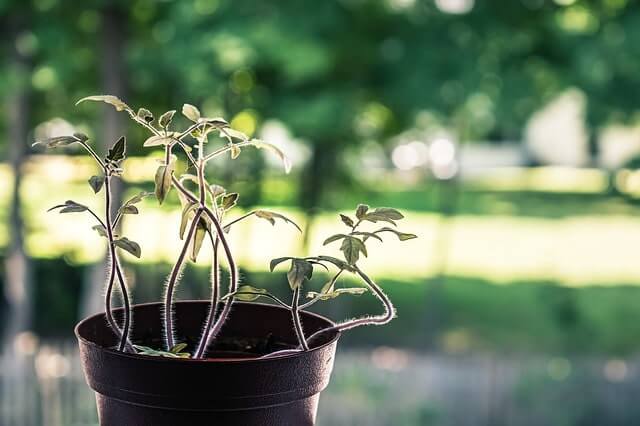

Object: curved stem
[306,265,395,346]
[203,139,256,162]
[223,211,256,230]
[259,348,303,359]
[104,175,133,352]
[80,142,106,170]
[194,232,220,358]
[291,286,309,351]
[163,208,204,350]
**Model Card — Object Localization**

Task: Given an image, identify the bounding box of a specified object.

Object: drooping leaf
[233,285,269,301]
[350,231,383,242]
[137,108,154,123]
[74,132,90,142]
[143,135,174,147]
[179,203,198,239]
[270,257,293,272]
[88,175,104,194]
[92,224,108,238]
[182,103,201,122]
[340,236,367,265]
[323,234,348,246]
[220,193,239,210]
[189,218,208,262]
[313,255,355,272]
[307,287,368,300]
[254,210,302,232]
[221,127,249,141]
[340,214,354,228]
[155,156,176,204]
[76,95,132,112]
[355,204,369,220]
[106,136,126,163]
[287,258,314,290]
[247,139,292,173]
[113,237,141,258]
[159,110,176,128]
[48,200,88,214]
[33,134,85,148]
[374,227,418,241]
[119,205,139,215]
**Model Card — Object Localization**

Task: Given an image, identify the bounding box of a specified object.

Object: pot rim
[75,300,340,364]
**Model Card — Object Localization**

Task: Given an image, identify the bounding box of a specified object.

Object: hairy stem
[163,208,204,350]
[194,233,220,358]
[104,175,133,352]
[291,286,309,351]
[305,265,395,346]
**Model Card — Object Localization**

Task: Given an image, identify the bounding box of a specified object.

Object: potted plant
[34,95,417,425]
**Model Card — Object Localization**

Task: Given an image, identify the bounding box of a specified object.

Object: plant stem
[163,207,204,350]
[305,265,395,346]
[291,286,309,351]
[259,348,303,359]
[203,139,256,162]
[104,174,133,352]
[222,211,257,230]
[299,269,344,310]
[194,232,220,358]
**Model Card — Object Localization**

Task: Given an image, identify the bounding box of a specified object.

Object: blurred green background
[4,0,640,425]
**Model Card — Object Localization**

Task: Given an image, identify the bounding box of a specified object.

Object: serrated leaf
[33,135,84,148]
[287,259,314,290]
[182,103,201,122]
[179,203,199,239]
[155,156,176,204]
[248,139,292,173]
[233,285,269,302]
[189,218,207,262]
[351,231,383,242]
[159,110,176,128]
[270,257,293,272]
[119,205,139,215]
[76,95,132,112]
[48,200,88,213]
[113,237,141,258]
[323,234,348,246]
[375,227,418,241]
[106,136,126,163]
[340,236,367,265]
[92,224,108,237]
[356,204,369,220]
[254,210,302,232]
[340,214,354,228]
[220,193,238,210]
[88,175,104,194]
[137,108,154,123]
[143,135,174,147]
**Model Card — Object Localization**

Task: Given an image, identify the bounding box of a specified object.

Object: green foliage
[134,343,191,358]
[113,237,142,258]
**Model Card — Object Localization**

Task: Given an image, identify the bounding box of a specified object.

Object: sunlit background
[3,0,640,425]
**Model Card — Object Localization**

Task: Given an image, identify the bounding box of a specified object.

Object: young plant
[35,95,416,359]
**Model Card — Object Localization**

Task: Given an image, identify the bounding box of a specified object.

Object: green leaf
[362,207,404,225]
[311,255,355,272]
[74,132,90,142]
[307,287,367,300]
[208,184,226,198]
[247,139,292,173]
[179,203,199,239]
[323,234,348,246]
[233,285,269,302]
[374,227,418,241]
[119,205,139,215]
[134,345,190,358]
[340,236,367,265]
[113,237,141,258]
[350,231,383,242]
[356,204,369,220]
[106,136,126,163]
[230,144,241,159]
[189,218,207,262]
[221,127,249,141]
[169,343,188,354]
[220,193,239,210]
[92,224,108,238]
[76,95,132,112]
[124,191,153,206]
[88,175,104,194]
[182,103,201,122]
[287,259,314,290]
[340,214,354,228]
[159,110,176,128]
[254,210,302,232]
[270,257,293,272]
[137,108,154,123]
[33,134,85,148]
[155,156,176,204]
[143,135,174,147]
[48,200,88,213]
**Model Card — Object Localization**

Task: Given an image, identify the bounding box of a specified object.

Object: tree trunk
[80,5,128,318]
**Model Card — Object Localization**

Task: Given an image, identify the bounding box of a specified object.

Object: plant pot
[75,301,340,426]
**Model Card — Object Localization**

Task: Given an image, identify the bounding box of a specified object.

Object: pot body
[75,301,340,426]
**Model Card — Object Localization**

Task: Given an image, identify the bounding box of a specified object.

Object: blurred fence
[2,341,640,426]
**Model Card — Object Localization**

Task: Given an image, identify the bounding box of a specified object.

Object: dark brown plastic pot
[75,301,340,426]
